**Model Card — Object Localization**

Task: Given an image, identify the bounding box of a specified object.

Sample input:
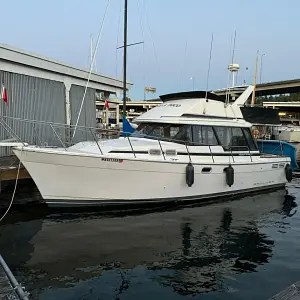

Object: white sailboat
[2,1,294,207]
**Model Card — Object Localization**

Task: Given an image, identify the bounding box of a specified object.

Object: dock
[0,255,29,299]
[0,156,30,183]
[269,281,300,299]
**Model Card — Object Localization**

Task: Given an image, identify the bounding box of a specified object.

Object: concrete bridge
[214,79,300,97]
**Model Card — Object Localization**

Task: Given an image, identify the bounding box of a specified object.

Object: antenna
[251,50,259,105]
[205,33,214,102]
[231,30,236,64]
[225,30,237,104]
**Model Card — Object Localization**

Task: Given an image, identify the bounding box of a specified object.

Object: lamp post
[260,53,265,84]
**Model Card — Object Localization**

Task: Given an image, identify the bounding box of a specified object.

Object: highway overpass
[214,79,300,97]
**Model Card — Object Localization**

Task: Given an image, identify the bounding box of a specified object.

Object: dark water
[1,181,300,300]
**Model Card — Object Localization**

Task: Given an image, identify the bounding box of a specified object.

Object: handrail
[185,142,192,163]
[208,145,214,163]
[248,144,253,162]
[0,116,261,164]
[230,147,235,163]
[157,139,166,160]
[0,116,25,146]
[89,128,103,155]
[50,124,67,150]
[127,136,136,158]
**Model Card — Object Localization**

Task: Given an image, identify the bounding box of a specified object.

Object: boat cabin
[132,122,258,152]
[132,86,258,153]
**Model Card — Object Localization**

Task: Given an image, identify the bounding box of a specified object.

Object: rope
[72,0,111,141]
[143,0,160,77]
[0,147,23,223]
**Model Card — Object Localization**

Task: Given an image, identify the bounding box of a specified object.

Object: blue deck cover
[257,139,299,171]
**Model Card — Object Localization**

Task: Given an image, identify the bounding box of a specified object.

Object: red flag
[1,85,8,103]
[104,99,109,109]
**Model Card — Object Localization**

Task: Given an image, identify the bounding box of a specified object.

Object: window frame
[192,125,219,146]
[241,127,259,151]
[132,122,258,151]
[213,125,258,152]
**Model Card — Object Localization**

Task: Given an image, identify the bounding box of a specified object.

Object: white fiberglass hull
[12,146,290,207]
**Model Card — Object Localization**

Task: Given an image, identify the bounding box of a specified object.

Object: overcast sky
[1,0,299,100]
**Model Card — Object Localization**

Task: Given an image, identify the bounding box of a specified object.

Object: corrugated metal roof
[0,43,132,89]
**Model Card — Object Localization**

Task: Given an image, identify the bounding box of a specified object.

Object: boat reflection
[0,188,296,297]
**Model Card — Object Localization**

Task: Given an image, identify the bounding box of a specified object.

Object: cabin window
[214,126,250,151]
[192,126,218,145]
[230,127,249,151]
[133,123,182,138]
[132,123,191,143]
[213,127,231,149]
[175,125,192,143]
[242,128,258,151]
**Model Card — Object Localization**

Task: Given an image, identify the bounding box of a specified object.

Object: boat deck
[0,156,30,182]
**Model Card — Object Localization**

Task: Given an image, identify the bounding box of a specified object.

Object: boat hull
[13,147,289,207]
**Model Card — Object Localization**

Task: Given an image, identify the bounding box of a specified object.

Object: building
[0,44,131,155]
[96,98,162,127]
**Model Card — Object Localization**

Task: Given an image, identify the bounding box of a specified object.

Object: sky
[1,0,300,100]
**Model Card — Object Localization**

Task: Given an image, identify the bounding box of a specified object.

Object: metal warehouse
[0,44,130,155]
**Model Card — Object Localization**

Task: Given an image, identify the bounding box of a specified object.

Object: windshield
[131,123,191,142]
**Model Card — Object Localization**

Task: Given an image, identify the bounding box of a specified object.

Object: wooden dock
[0,255,28,299]
[269,281,300,299]
[0,156,30,182]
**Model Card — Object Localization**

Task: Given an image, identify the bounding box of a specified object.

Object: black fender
[224,165,234,187]
[285,164,293,182]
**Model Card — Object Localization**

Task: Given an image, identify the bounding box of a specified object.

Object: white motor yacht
[11,86,293,207]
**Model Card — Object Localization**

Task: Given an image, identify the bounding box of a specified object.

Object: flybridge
[159,91,226,102]
[134,86,255,123]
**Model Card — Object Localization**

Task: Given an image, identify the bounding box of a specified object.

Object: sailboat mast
[122,0,128,120]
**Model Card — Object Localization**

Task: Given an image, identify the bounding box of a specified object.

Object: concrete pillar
[116,103,120,126]
[64,81,72,126]
[64,81,72,142]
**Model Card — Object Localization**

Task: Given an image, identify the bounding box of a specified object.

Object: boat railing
[0,115,121,148]
[123,134,256,164]
[0,116,261,163]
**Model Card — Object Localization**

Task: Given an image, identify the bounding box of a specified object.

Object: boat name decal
[253,180,275,186]
[158,103,181,108]
[102,158,124,163]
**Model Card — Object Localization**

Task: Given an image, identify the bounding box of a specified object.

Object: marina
[0,181,300,299]
[1,0,300,299]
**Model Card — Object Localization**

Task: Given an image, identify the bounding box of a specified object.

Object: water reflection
[149,209,276,295]
[282,194,298,217]
[0,188,294,298]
